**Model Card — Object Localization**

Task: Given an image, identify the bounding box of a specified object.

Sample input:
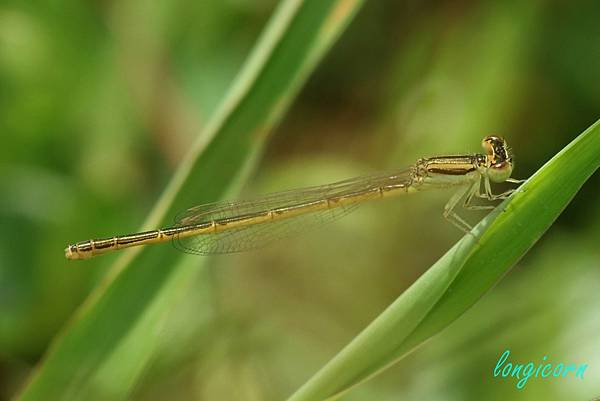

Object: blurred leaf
[15,1,365,400]
[288,118,600,401]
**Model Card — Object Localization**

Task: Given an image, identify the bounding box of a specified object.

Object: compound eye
[483,135,502,142]
[482,135,504,156]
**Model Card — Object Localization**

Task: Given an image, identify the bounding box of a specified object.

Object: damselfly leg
[443,176,525,232]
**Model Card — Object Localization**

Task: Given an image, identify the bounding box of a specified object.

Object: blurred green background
[1,0,599,400]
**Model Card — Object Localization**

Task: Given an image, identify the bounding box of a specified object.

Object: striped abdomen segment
[64,181,413,260]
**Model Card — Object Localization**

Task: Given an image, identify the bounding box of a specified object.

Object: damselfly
[65,136,524,260]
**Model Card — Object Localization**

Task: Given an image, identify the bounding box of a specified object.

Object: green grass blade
[288,118,600,401]
[16,1,365,401]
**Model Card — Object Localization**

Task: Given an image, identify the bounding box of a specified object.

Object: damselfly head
[481,135,513,182]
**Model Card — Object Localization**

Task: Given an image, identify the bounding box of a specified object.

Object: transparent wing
[173,168,413,255]
[173,203,362,255]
